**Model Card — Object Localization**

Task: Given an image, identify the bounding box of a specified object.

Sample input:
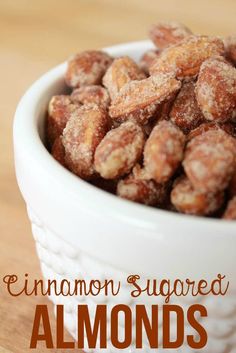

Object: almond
[170,81,205,133]
[46,95,80,147]
[171,176,224,215]
[65,50,113,88]
[103,56,146,100]
[150,35,224,80]
[183,129,235,193]
[71,85,110,109]
[109,73,181,124]
[94,121,145,179]
[144,120,186,183]
[62,105,109,179]
[196,57,236,122]
[149,21,192,49]
[117,164,168,206]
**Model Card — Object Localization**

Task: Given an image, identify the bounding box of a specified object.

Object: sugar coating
[46,95,80,147]
[171,176,224,215]
[103,56,146,100]
[62,105,109,179]
[183,129,236,193]
[65,50,113,88]
[149,21,192,50]
[144,120,186,183]
[170,81,205,133]
[196,57,236,122]
[71,85,110,109]
[94,121,145,179]
[117,102,159,125]
[117,164,168,206]
[150,35,225,80]
[109,73,181,123]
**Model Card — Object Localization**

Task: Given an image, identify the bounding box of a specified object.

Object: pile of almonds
[46,22,236,220]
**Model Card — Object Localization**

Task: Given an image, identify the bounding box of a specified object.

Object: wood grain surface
[0,1,235,352]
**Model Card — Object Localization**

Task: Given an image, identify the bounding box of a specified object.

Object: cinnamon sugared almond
[171,176,224,216]
[71,85,110,109]
[195,57,236,123]
[46,95,80,147]
[183,129,235,193]
[149,21,192,49]
[62,105,109,179]
[94,121,145,179]
[170,81,205,134]
[103,56,146,100]
[109,73,181,124]
[150,35,224,80]
[144,120,186,183]
[223,196,236,220]
[65,50,113,88]
[117,164,168,206]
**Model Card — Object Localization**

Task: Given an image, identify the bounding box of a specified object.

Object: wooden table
[0,1,235,352]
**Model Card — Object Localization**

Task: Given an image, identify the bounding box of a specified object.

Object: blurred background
[0,1,235,352]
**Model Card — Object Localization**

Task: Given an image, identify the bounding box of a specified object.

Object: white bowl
[14,40,236,353]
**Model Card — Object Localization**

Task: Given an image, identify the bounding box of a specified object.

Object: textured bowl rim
[13,39,236,234]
